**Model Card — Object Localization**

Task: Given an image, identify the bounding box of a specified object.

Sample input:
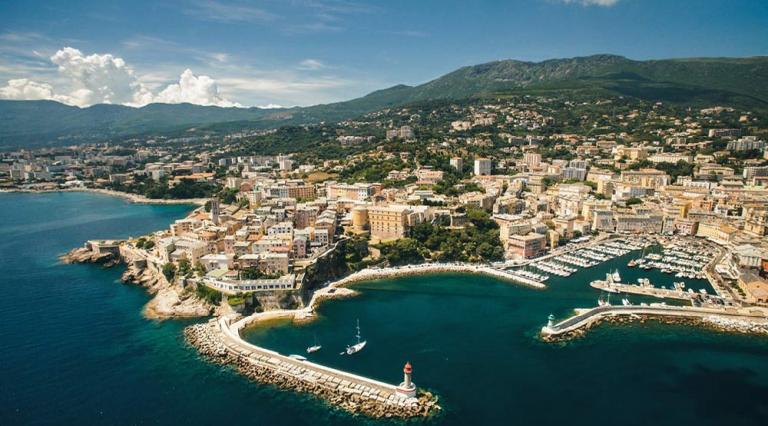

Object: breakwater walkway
[184,314,439,418]
[541,305,768,341]
[325,263,547,290]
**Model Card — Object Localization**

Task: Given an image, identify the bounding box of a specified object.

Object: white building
[474,158,492,176]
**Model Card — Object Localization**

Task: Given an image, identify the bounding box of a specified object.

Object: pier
[540,305,768,340]
[184,312,439,418]
[590,279,696,301]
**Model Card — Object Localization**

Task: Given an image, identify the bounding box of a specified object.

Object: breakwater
[184,317,440,419]
[541,305,768,341]
[325,263,547,290]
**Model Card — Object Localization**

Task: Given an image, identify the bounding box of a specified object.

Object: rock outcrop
[60,247,119,267]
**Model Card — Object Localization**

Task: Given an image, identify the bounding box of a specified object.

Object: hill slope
[2,54,767,148]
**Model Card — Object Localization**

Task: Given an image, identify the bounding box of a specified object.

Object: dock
[590,279,695,301]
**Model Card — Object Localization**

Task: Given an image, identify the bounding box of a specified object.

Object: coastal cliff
[120,263,214,319]
[62,243,215,319]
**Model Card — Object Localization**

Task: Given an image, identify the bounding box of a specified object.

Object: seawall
[184,317,440,418]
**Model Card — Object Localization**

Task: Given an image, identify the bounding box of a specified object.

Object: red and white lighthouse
[396,361,417,397]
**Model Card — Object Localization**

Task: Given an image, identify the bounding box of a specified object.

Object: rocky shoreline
[542,313,768,342]
[121,262,214,319]
[60,246,121,267]
[61,245,214,319]
[184,321,441,419]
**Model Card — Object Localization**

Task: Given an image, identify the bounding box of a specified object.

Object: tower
[210,197,220,225]
[396,362,416,397]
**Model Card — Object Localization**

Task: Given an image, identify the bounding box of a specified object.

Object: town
[3,95,768,315]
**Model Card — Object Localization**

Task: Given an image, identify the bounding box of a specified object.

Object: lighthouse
[396,362,417,397]
[547,314,555,328]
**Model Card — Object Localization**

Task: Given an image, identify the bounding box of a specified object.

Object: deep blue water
[2,192,768,426]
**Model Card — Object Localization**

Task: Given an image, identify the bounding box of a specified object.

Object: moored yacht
[343,319,367,355]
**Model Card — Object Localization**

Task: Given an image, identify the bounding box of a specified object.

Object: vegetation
[239,268,281,280]
[110,176,218,199]
[5,55,768,149]
[227,295,245,306]
[375,208,504,264]
[161,263,176,281]
[195,284,222,304]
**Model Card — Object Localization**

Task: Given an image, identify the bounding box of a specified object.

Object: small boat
[289,354,308,361]
[342,319,367,355]
[627,259,637,267]
[622,297,631,306]
[598,293,611,307]
[306,335,322,354]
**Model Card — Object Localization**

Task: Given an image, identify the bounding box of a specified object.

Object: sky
[0,0,766,108]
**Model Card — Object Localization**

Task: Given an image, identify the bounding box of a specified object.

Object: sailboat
[306,334,322,354]
[342,319,367,355]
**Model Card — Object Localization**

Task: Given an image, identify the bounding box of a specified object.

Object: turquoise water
[2,193,767,425]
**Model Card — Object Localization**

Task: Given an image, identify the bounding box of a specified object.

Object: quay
[540,305,768,340]
[590,280,696,301]
[184,312,440,418]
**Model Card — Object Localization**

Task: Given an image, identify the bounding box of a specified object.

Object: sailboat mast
[356,319,361,343]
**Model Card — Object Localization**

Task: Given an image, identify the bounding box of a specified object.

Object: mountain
[2,54,768,148]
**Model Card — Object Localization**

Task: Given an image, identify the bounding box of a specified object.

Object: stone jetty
[184,318,440,419]
[541,305,768,342]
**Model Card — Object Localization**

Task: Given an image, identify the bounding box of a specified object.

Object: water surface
[2,192,767,426]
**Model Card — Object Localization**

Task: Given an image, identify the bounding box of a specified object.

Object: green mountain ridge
[2,54,767,148]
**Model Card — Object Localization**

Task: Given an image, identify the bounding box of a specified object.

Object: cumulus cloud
[50,47,152,106]
[556,0,620,6]
[0,78,56,101]
[0,47,239,108]
[154,69,240,107]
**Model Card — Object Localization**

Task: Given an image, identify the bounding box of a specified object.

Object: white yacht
[306,335,322,354]
[343,319,367,355]
[612,269,621,283]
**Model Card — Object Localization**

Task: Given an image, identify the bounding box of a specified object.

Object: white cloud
[186,0,276,23]
[50,47,151,106]
[155,69,240,107]
[298,59,326,70]
[556,0,620,6]
[0,78,56,100]
[0,47,240,108]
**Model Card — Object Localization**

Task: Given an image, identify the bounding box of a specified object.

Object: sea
[2,192,767,426]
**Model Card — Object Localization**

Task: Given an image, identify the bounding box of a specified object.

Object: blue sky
[1,0,767,108]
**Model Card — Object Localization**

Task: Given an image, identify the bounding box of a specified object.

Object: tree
[162,263,176,281]
[178,259,192,277]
